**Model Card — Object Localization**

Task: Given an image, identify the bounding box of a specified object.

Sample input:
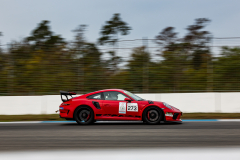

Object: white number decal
[127,103,138,112]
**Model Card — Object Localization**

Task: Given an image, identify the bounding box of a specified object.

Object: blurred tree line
[0,14,240,95]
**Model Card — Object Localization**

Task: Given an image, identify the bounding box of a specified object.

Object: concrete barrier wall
[1,92,240,115]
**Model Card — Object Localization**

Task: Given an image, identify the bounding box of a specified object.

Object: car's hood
[150,100,181,112]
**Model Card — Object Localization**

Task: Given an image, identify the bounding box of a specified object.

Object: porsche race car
[59,89,182,124]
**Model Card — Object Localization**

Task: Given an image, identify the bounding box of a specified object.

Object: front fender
[141,104,166,121]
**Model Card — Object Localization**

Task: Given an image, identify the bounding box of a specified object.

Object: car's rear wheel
[142,107,162,124]
[74,106,94,125]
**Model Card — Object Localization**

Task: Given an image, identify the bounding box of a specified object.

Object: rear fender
[73,100,104,118]
[73,105,95,120]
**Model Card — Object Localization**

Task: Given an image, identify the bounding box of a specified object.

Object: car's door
[125,100,142,117]
[102,91,129,115]
[101,91,142,117]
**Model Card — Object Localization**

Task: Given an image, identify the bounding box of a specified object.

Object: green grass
[0,113,239,122]
[0,114,64,122]
[182,113,240,119]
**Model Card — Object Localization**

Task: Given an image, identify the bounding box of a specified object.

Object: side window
[87,93,102,100]
[103,91,128,101]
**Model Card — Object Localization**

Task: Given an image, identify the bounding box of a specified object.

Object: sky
[0,0,240,46]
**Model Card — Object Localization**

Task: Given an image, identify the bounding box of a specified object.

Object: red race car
[59,89,182,125]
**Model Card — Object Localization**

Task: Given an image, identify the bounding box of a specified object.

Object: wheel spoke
[147,110,159,122]
[79,110,90,122]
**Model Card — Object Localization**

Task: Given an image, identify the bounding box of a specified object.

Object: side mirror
[124,97,131,102]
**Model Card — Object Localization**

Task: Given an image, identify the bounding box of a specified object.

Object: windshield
[123,90,144,101]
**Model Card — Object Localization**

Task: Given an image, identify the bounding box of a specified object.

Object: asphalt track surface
[0,121,240,151]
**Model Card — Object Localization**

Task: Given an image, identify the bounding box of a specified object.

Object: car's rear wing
[60,90,76,102]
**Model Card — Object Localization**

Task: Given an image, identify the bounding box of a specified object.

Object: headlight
[165,112,173,117]
[163,102,173,110]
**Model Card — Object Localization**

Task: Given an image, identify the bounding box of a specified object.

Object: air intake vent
[92,101,101,109]
[148,101,154,104]
[173,113,179,120]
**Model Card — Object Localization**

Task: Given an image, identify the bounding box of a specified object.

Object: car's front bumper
[165,112,182,122]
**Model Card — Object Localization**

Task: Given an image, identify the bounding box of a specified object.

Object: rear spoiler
[60,90,76,102]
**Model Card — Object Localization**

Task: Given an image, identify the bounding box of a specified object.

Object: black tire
[142,106,162,124]
[74,106,94,125]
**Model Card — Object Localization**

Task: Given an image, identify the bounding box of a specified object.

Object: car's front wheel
[74,106,94,125]
[142,107,162,124]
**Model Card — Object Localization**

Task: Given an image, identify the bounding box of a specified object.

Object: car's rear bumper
[59,109,73,119]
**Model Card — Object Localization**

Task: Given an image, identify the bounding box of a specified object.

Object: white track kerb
[0,119,240,123]
[0,148,240,160]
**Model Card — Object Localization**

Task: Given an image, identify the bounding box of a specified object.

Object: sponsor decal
[59,107,64,110]
[119,102,126,114]
[127,103,138,112]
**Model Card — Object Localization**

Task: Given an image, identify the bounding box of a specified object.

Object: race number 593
[127,103,138,112]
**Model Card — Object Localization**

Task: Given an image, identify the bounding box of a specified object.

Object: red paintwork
[59,89,182,122]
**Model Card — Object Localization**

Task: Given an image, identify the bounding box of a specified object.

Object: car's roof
[96,89,125,92]
[83,89,126,97]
